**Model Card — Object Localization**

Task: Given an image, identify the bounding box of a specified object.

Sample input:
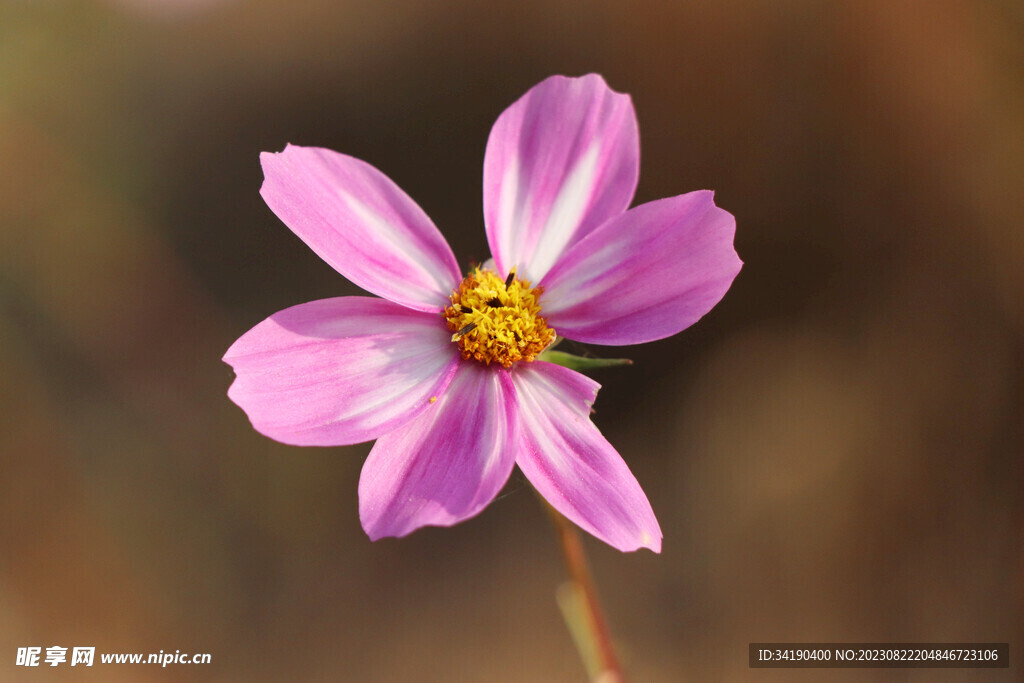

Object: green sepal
[537,349,633,371]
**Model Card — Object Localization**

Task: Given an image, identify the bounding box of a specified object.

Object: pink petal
[260,144,462,313]
[540,191,741,346]
[224,297,458,446]
[483,74,639,284]
[512,362,662,553]
[358,362,518,540]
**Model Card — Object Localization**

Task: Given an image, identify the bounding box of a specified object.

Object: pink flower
[223,74,741,552]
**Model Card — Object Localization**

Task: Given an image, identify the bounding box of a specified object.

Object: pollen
[443,266,556,368]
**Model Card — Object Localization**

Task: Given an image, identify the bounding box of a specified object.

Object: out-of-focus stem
[544,501,624,683]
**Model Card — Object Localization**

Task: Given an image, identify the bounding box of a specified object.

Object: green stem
[543,500,625,683]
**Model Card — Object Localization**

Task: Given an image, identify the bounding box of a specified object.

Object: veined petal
[540,191,741,346]
[512,362,661,553]
[359,362,518,540]
[224,297,458,446]
[260,144,461,312]
[483,74,639,284]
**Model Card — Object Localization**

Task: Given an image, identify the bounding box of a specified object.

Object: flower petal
[260,144,461,312]
[483,74,639,284]
[358,362,518,540]
[540,191,741,346]
[224,297,458,446]
[512,362,661,553]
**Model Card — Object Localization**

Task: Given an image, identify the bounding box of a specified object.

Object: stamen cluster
[444,267,556,368]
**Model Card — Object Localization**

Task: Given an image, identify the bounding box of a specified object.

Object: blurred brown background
[1,0,1021,680]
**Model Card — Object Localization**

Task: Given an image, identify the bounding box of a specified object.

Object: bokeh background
[2,0,1021,680]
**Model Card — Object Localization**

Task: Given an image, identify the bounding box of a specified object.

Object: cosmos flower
[223,74,741,552]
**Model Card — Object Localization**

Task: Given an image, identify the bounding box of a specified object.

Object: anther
[504,268,516,288]
[486,297,503,308]
[451,322,477,341]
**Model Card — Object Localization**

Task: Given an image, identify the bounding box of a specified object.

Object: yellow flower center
[443,267,556,368]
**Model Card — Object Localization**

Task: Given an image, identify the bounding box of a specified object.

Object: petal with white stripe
[359,362,518,540]
[260,144,461,312]
[224,297,459,446]
[512,362,661,552]
[541,191,741,345]
[483,74,639,283]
